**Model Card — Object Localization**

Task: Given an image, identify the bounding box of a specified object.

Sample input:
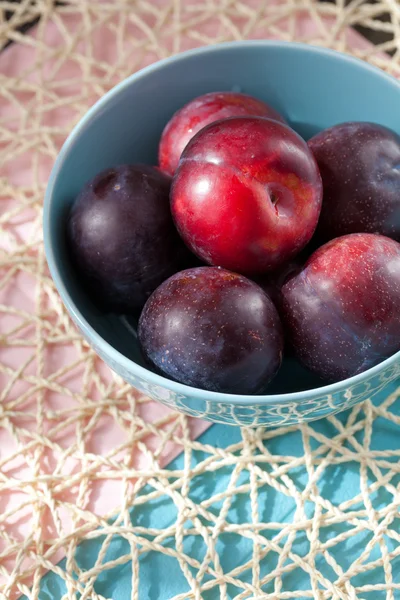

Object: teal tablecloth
[32,381,400,600]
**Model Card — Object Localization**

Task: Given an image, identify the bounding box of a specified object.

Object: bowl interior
[46,42,400,395]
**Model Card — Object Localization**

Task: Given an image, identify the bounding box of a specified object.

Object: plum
[309,122,400,242]
[171,117,323,274]
[138,267,284,394]
[253,254,306,308]
[159,91,286,176]
[67,164,190,312]
[281,233,400,382]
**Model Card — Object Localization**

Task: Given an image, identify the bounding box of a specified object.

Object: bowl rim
[43,39,400,406]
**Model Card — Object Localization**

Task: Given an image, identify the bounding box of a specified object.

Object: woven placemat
[1,1,400,599]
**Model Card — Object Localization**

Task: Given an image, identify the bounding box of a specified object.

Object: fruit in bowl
[65,86,400,394]
[44,42,400,426]
[138,267,284,394]
[281,233,400,381]
[171,116,323,273]
[67,164,191,312]
[159,91,286,176]
[309,122,400,243]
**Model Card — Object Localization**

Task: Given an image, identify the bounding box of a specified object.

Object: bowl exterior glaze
[44,41,400,427]
[89,334,400,426]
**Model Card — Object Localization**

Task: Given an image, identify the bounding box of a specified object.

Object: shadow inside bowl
[98,314,325,395]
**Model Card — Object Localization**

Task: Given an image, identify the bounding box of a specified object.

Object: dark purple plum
[253,253,306,308]
[252,255,307,357]
[281,233,400,382]
[138,267,284,394]
[67,164,190,312]
[309,122,400,242]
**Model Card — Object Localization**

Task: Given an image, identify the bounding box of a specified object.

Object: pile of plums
[67,91,400,394]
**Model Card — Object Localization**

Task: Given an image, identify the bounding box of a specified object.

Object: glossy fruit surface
[281,233,400,382]
[171,117,323,274]
[138,267,284,394]
[159,91,286,175]
[67,164,189,312]
[309,122,400,242]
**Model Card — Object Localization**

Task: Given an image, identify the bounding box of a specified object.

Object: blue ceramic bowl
[44,41,400,427]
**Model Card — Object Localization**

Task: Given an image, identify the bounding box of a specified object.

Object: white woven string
[1,1,400,598]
